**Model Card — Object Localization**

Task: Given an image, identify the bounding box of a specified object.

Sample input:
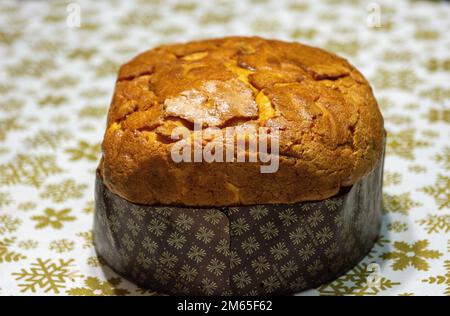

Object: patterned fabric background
[0,0,448,296]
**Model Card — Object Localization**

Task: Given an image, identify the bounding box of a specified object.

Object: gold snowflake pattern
[408,164,427,173]
[202,210,223,224]
[159,251,177,268]
[18,239,38,250]
[87,256,106,267]
[387,221,408,233]
[200,278,217,295]
[50,114,70,125]
[231,218,250,236]
[0,154,62,188]
[270,242,289,260]
[13,258,80,293]
[46,75,78,88]
[0,117,23,141]
[0,146,9,155]
[426,58,450,72]
[251,256,270,275]
[195,226,214,243]
[324,39,360,56]
[422,261,450,296]
[427,107,450,123]
[367,235,390,259]
[382,50,412,62]
[206,259,226,276]
[24,130,70,150]
[384,113,413,125]
[49,239,75,253]
[95,59,120,77]
[381,240,442,271]
[201,12,233,26]
[0,191,12,207]
[373,69,421,90]
[175,214,194,231]
[421,129,440,139]
[65,140,100,162]
[415,29,440,40]
[179,264,198,282]
[0,95,21,111]
[0,29,23,46]
[383,171,402,186]
[77,231,94,249]
[278,208,298,226]
[67,47,98,60]
[0,237,26,263]
[78,105,107,119]
[233,271,252,289]
[241,236,260,255]
[290,28,316,40]
[419,174,449,210]
[187,245,206,263]
[38,95,68,107]
[0,0,449,297]
[261,275,281,293]
[386,129,429,160]
[16,201,37,212]
[79,88,108,98]
[318,263,400,295]
[434,147,450,171]
[420,87,450,103]
[260,221,279,240]
[417,214,450,233]
[167,232,186,250]
[148,219,166,236]
[0,214,21,234]
[67,277,129,296]
[383,192,421,215]
[83,200,94,214]
[40,179,87,203]
[31,208,76,229]
[249,205,268,220]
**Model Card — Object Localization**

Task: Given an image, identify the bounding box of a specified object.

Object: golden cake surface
[99,36,384,206]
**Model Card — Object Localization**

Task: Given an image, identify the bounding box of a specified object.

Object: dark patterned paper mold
[94,149,384,295]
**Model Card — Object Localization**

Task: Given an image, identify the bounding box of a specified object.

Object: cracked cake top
[99,36,384,206]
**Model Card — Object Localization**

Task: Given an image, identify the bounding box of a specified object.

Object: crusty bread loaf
[99,36,384,206]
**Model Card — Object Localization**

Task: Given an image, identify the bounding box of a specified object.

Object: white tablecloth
[0,0,449,296]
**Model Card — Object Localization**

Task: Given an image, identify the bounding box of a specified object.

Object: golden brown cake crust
[99,36,384,206]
